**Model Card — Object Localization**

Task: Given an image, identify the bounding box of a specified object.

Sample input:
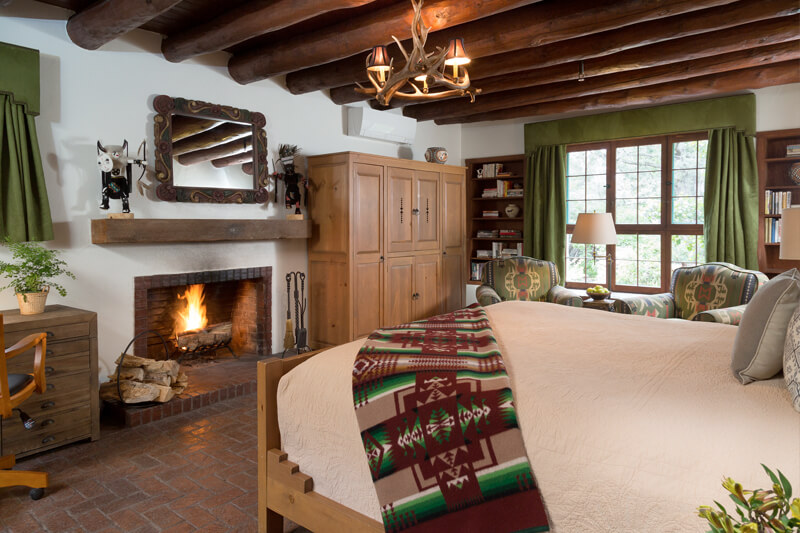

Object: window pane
[586,150,606,175]
[698,140,708,167]
[639,261,661,288]
[638,199,661,224]
[673,141,697,170]
[616,172,637,199]
[698,168,705,196]
[616,147,638,173]
[697,235,706,263]
[567,200,584,224]
[616,234,637,260]
[639,171,660,198]
[639,235,661,263]
[672,197,696,224]
[567,151,585,176]
[639,144,661,171]
[673,169,697,197]
[586,245,606,284]
[617,199,637,224]
[671,234,695,263]
[697,196,705,224]
[568,176,585,200]
[616,260,637,286]
[586,200,606,214]
[587,174,607,200]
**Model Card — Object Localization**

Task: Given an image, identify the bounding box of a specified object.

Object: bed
[257,301,800,533]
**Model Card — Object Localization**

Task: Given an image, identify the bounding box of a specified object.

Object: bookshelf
[465,154,527,284]
[757,128,800,277]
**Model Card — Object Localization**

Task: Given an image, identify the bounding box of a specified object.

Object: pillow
[731,269,800,384]
[783,305,800,412]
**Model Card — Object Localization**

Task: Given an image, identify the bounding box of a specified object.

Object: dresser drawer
[4,321,90,346]
[7,350,90,378]
[1,404,91,457]
[8,372,91,418]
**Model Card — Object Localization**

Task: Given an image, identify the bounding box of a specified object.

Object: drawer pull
[40,419,54,427]
[46,331,55,338]
[46,349,54,356]
[46,383,54,391]
[40,401,55,410]
[41,436,55,444]
[45,366,55,376]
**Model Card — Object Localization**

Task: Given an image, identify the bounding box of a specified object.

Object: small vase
[425,147,448,164]
[16,287,49,315]
[505,204,520,218]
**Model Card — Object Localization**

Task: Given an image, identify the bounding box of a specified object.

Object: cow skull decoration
[97,139,146,213]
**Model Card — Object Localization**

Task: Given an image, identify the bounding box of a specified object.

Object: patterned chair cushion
[670,262,767,321]
[480,257,559,303]
[693,305,746,325]
[613,293,676,318]
[785,305,800,412]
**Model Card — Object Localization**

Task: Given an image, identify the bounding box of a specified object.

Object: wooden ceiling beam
[212,150,254,169]
[286,0,741,95]
[229,0,537,84]
[433,60,800,125]
[407,42,799,121]
[171,123,253,156]
[176,137,253,166]
[170,117,223,142]
[65,0,183,50]
[161,0,376,63]
[403,21,800,121]
[329,0,800,105]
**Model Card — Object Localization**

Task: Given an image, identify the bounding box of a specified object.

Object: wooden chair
[0,313,48,500]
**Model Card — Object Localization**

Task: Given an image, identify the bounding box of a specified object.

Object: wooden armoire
[306,152,466,348]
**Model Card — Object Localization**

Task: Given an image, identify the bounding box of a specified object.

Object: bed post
[257,358,284,533]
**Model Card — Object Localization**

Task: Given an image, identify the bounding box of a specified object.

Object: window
[566,133,707,293]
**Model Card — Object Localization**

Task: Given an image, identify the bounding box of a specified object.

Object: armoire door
[441,171,466,312]
[384,256,414,327]
[386,167,414,254]
[352,163,384,338]
[414,170,440,251]
[413,254,441,321]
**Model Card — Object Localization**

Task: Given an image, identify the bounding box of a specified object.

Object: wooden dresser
[1,305,99,458]
[307,152,466,348]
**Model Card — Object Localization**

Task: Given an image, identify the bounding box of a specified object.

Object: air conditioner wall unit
[347,106,417,145]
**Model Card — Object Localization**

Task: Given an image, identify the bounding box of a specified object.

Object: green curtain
[0,42,52,241]
[704,128,758,269]
[524,145,567,279]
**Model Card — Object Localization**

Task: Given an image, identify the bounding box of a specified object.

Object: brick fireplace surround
[133,267,272,359]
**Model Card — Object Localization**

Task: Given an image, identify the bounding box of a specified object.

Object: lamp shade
[781,206,800,259]
[367,45,391,72]
[444,38,470,66]
[571,212,617,245]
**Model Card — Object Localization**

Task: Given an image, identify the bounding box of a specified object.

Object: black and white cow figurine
[97,140,145,213]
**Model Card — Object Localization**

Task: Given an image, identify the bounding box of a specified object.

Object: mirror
[152,95,269,203]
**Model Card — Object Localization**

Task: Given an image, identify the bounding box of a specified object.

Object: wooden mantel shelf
[91,218,311,244]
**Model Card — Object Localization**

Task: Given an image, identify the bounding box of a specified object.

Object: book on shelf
[477,229,499,238]
[480,163,504,178]
[471,262,486,281]
[481,187,498,198]
[499,230,521,238]
[491,242,524,258]
[507,188,524,197]
[476,250,492,258]
[765,191,792,215]
[482,210,500,217]
[787,144,800,157]
[766,218,782,244]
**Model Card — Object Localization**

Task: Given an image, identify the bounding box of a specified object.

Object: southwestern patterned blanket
[352,306,549,533]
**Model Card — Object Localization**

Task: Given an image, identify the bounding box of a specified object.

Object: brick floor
[1,393,266,532]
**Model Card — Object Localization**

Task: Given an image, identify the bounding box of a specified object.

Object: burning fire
[175,284,208,335]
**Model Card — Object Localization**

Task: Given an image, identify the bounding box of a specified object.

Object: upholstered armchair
[613,262,768,324]
[476,257,583,307]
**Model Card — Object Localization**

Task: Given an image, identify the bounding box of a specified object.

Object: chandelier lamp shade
[356,0,481,106]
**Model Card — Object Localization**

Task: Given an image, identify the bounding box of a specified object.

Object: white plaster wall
[0,4,461,378]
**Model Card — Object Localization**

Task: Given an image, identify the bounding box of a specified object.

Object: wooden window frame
[566,132,707,294]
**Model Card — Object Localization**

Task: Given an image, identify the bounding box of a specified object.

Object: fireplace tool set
[283,271,309,357]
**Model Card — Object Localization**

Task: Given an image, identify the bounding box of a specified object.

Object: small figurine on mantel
[96,139,146,217]
[272,143,307,220]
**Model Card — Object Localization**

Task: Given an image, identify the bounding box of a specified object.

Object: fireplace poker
[283,274,295,352]
[292,272,300,351]
[296,272,308,352]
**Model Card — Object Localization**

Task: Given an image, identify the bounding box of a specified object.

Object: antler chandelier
[356,0,481,106]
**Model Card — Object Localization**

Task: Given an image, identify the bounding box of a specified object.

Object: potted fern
[0,238,75,315]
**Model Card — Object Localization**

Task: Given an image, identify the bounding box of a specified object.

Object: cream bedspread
[277,301,800,532]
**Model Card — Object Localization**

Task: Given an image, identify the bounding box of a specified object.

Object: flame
[175,284,208,335]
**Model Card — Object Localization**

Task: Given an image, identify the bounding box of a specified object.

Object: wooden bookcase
[757,128,800,276]
[465,155,527,284]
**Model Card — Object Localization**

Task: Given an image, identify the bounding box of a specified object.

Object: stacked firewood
[100,354,188,404]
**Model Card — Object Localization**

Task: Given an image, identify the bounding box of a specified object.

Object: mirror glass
[153,96,269,203]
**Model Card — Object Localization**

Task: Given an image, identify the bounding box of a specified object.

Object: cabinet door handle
[46,331,55,338]
[45,366,55,376]
[40,401,55,410]
[41,436,55,444]
[380,256,385,262]
[40,419,55,427]
[46,383,54,391]
[411,208,420,215]
[46,349,54,356]
[442,251,447,255]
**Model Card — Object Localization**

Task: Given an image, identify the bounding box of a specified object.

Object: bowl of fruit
[586,285,611,300]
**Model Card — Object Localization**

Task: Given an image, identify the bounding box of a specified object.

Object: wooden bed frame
[257,350,383,533]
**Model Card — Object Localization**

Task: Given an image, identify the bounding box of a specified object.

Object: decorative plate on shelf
[790,161,800,185]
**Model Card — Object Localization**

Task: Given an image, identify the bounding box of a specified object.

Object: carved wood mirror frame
[152,95,269,203]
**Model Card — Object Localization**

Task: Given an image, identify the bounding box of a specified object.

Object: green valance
[524,94,755,151]
[0,42,40,116]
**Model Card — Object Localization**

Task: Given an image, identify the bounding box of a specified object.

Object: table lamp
[780,206,800,260]
[571,212,617,287]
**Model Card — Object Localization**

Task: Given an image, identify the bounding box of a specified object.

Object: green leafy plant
[698,465,800,533]
[278,144,299,158]
[0,238,75,299]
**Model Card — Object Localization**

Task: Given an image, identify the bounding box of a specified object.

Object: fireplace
[134,267,272,359]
